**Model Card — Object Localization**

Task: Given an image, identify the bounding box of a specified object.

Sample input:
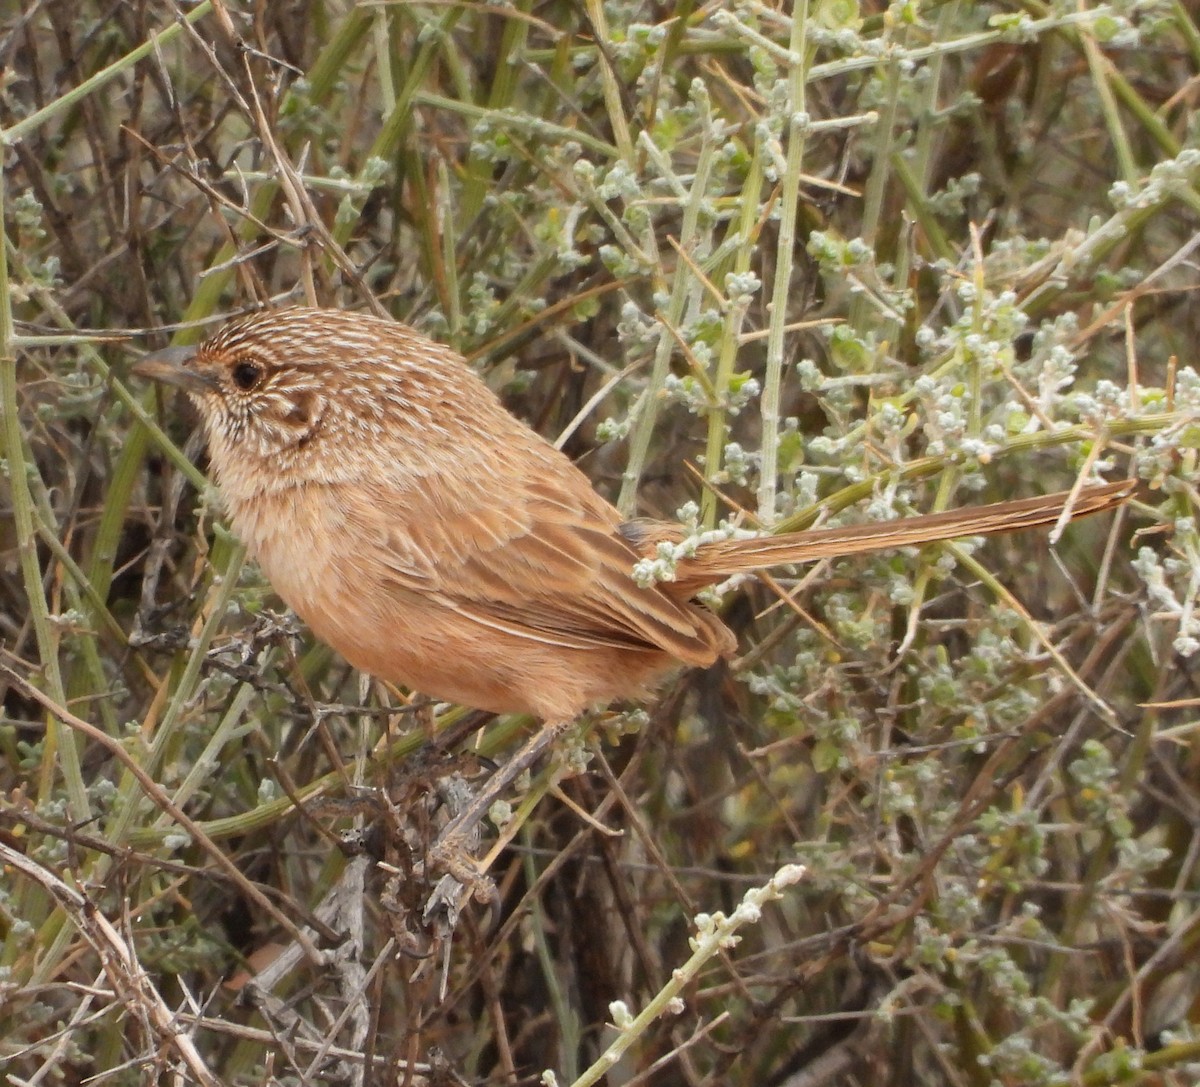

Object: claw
[419,718,574,934]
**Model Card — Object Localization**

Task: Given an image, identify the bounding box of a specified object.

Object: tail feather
[678,479,1132,586]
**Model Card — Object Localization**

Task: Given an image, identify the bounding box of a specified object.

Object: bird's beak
[132,345,214,393]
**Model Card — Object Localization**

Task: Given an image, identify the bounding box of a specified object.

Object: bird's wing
[353,476,725,666]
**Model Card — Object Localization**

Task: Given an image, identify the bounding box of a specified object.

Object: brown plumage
[134,306,1133,717]
[135,307,1131,855]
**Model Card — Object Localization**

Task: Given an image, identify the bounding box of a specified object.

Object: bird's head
[134,308,468,487]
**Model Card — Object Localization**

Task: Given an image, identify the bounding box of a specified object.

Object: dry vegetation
[2,1,1199,1084]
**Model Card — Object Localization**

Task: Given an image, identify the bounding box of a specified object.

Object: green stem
[757,0,810,524]
[0,152,90,822]
[0,2,214,147]
[618,95,719,513]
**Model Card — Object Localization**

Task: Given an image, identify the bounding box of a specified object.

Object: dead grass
[1,2,1199,1085]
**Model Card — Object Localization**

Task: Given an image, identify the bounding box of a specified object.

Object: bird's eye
[231,360,263,391]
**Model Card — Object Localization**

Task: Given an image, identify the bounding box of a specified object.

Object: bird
[134,307,1131,872]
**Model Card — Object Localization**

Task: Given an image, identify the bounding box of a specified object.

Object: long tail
[679,479,1133,585]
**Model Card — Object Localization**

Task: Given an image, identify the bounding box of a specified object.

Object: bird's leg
[426,717,572,903]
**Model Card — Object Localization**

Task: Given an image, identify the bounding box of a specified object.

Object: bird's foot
[422,830,501,933]
[419,718,573,932]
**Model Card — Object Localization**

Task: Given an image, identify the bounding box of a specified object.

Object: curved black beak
[132,345,214,393]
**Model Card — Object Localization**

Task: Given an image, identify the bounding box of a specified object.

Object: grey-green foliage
[1,1,1197,1084]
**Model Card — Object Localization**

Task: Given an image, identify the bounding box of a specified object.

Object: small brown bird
[135,308,1130,857]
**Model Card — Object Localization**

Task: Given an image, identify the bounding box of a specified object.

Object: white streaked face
[136,307,480,488]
